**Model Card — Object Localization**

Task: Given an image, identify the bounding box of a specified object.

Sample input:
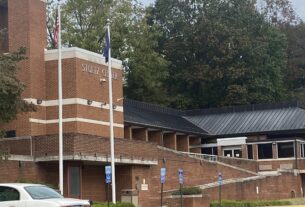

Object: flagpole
[106,19,116,204]
[57,0,64,195]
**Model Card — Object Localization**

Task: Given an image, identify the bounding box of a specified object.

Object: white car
[0,183,91,207]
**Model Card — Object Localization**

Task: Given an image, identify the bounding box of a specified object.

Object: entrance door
[301,173,305,197]
[68,166,81,198]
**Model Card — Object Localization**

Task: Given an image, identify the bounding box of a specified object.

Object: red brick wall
[43,57,124,138]
[132,128,148,141]
[1,1,124,138]
[148,131,163,145]
[177,135,189,152]
[0,138,32,155]
[130,148,255,207]
[218,156,258,172]
[33,133,158,161]
[0,0,46,137]
[164,133,177,150]
[0,160,46,183]
[205,172,302,201]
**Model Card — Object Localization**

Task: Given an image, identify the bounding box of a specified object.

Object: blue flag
[103,30,110,63]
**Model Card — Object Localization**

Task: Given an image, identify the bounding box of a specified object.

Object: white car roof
[0,183,45,188]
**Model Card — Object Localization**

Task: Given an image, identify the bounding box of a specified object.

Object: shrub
[93,202,135,207]
[210,200,291,207]
[172,187,202,195]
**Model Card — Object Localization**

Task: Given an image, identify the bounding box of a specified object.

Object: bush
[172,187,202,195]
[93,202,135,207]
[210,200,291,207]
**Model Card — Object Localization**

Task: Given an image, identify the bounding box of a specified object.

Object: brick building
[1,1,305,207]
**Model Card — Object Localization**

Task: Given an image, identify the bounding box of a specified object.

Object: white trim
[248,139,301,145]
[217,137,247,146]
[8,155,34,162]
[257,158,296,161]
[45,47,123,70]
[35,155,158,165]
[29,118,124,128]
[24,98,123,112]
[201,143,218,148]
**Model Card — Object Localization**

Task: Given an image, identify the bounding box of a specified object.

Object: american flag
[53,8,59,48]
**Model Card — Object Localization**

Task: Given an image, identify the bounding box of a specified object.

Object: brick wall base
[0,148,303,207]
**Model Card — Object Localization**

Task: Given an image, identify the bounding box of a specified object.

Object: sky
[141,0,305,21]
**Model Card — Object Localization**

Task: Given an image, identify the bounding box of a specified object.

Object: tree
[46,0,57,49]
[47,0,169,104]
[281,22,305,102]
[0,31,34,124]
[151,0,287,109]
[258,0,299,25]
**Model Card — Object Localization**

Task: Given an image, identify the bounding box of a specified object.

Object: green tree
[46,0,57,48]
[281,22,305,102]
[259,0,298,24]
[151,0,287,109]
[48,0,169,104]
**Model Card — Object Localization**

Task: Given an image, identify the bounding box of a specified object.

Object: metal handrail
[180,152,217,162]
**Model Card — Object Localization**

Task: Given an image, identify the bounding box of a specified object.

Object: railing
[180,152,218,162]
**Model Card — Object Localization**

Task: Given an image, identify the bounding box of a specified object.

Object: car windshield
[24,186,63,200]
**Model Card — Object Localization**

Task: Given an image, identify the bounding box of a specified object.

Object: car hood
[44,198,90,205]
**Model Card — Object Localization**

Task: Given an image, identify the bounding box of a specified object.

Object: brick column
[253,144,258,160]
[124,126,132,140]
[132,128,148,141]
[177,135,189,152]
[163,133,177,150]
[272,142,278,159]
[148,130,163,145]
[0,0,47,136]
[296,140,301,158]
[242,144,248,159]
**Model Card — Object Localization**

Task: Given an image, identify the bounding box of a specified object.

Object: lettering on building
[81,64,118,80]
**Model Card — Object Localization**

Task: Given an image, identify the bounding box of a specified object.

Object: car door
[0,186,21,207]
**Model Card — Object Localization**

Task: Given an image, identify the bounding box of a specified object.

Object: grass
[210,199,292,207]
[92,202,135,207]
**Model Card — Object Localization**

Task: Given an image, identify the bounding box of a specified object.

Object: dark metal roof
[184,102,305,136]
[124,99,207,135]
[124,100,305,137]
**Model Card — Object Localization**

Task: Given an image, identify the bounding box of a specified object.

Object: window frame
[277,142,295,158]
[257,143,273,160]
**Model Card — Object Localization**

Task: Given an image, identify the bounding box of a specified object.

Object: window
[258,143,273,159]
[25,186,62,200]
[4,130,16,138]
[278,142,294,158]
[0,187,20,202]
[224,149,233,157]
[247,145,253,159]
[202,147,218,155]
[0,1,8,53]
[223,147,242,158]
